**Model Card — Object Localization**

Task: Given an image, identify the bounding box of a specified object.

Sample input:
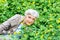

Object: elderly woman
[0,9,39,40]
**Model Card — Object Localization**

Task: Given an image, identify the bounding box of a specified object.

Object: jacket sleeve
[0,14,21,34]
[0,19,11,34]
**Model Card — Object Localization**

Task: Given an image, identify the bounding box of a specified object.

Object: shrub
[0,0,60,40]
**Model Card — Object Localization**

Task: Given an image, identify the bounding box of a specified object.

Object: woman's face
[24,15,36,25]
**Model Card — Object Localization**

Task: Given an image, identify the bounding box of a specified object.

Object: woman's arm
[0,14,21,34]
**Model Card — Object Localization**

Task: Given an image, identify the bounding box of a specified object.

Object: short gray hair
[25,9,39,18]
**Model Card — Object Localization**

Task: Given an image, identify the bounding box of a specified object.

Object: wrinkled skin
[24,15,36,25]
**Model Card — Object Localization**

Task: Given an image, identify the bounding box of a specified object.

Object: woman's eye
[28,16,31,18]
[33,18,35,20]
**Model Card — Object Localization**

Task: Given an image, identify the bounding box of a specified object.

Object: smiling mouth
[28,22,32,24]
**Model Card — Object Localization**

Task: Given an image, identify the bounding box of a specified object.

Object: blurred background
[0,0,60,40]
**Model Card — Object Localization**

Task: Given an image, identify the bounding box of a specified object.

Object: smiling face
[24,15,36,25]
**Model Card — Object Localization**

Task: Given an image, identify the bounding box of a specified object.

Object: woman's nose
[29,19,33,22]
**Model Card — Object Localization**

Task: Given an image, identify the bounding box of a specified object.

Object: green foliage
[0,0,60,40]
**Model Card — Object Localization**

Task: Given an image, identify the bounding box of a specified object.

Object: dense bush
[0,0,60,40]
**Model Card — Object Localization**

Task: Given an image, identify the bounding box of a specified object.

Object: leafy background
[0,0,60,40]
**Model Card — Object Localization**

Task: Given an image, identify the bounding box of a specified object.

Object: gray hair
[25,9,39,18]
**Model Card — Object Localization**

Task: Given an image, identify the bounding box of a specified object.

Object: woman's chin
[26,23,31,25]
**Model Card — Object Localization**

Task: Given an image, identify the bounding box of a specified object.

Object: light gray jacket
[0,14,24,34]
